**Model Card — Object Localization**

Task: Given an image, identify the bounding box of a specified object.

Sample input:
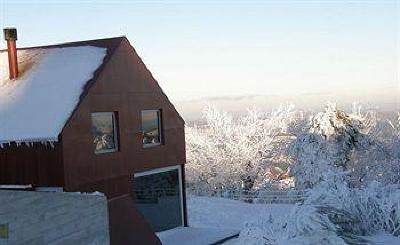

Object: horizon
[1,0,398,111]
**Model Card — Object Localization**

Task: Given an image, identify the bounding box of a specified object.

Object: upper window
[141,110,162,147]
[91,112,118,154]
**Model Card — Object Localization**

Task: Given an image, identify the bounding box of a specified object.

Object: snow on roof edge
[0,46,107,147]
[0,137,58,148]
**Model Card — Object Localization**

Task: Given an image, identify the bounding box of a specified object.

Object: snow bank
[0,47,106,146]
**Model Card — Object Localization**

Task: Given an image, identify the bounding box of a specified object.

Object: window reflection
[134,168,183,232]
[141,110,161,146]
[91,112,117,154]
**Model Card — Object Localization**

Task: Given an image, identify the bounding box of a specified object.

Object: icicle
[0,138,58,148]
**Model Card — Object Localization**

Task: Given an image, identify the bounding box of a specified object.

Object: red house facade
[0,29,186,244]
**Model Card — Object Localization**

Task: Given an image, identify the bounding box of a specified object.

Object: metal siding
[0,142,64,186]
[61,39,186,244]
[62,39,185,191]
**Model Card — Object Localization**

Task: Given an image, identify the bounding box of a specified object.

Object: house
[0,28,187,245]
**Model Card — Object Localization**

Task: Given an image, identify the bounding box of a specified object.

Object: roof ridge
[60,37,125,132]
[0,36,126,52]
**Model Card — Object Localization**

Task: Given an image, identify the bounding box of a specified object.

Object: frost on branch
[186,103,399,194]
[288,103,375,189]
[186,104,298,194]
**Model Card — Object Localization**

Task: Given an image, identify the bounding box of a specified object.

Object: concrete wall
[0,190,110,245]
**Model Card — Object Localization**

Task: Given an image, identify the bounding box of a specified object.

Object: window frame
[141,109,162,148]
[91,111,119,154]
[133,165,185,229]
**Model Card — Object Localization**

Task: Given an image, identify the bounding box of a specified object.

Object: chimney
[3,28,18,80]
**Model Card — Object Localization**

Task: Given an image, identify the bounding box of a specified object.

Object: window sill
[143,143,161,149]
[94,148,118,155]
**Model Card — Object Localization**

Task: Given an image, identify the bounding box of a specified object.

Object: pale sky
[0,0,399,104]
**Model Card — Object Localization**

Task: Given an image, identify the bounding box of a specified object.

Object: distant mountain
[174,91,399,122]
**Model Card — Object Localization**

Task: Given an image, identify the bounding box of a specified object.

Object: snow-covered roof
[0,46,107,146]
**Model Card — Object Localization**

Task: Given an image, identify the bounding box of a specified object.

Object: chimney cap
[4,28,17,41]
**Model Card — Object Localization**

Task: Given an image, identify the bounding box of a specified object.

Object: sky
[0,0,399,108]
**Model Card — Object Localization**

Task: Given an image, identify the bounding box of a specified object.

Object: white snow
[157,227,238,245]
[0,46,107,146]
[188,196,292,230]
[365,233,400,245]
[182,196,291,245]
[0,184,32,189]
[67,191,105,196]
[188,196,400,245]
[160,196,284,245]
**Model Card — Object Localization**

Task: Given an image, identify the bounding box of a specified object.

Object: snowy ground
[364,233,400,245]
[157,227,238,245]
[187,196,400,245]
[188,196,292,230]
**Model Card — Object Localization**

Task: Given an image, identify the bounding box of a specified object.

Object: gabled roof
[0,37,124,146]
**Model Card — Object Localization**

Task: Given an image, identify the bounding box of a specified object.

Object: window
[91,112,118,154]
[141,110,162,147]
[134,166,184,232]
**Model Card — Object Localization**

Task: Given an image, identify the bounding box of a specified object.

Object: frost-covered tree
[387,112,400,157]
[187,102,399,193]
[186,105,298,194]
[348,108,400,185]
[289,103,400,189]
[288,103,374,189]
